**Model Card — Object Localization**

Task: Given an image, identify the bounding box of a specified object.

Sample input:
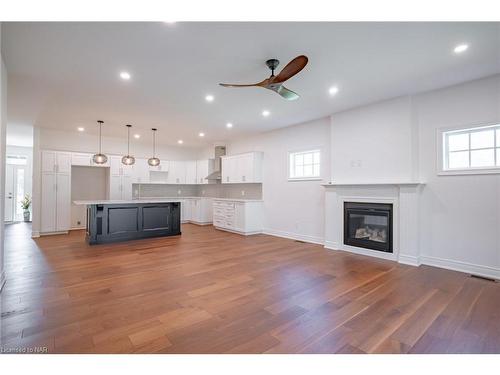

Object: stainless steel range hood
[205,145,226,181]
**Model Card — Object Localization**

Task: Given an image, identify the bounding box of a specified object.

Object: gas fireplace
[344,202,393,253]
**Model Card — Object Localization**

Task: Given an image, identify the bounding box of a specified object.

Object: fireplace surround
[323,182,423,265]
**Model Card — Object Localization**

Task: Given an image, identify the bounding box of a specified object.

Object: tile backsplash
[133,183,262,200]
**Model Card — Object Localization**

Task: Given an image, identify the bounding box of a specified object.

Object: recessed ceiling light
[199,132,205,137]
[120,71,131,80]
[77,127,85,132]
[454,44,469,54]
[205,95,214,102]
[226,122,233,128]
[329,86,339,96]
[262,110,270,117]
[177,139,183,144]
[133,134,140,139]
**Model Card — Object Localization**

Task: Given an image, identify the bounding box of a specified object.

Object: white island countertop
[73,199,184,205]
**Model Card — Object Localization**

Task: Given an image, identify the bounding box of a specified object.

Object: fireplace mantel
[323,182,423,266]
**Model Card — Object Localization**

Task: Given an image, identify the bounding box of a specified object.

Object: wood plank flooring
[1,222,500,354]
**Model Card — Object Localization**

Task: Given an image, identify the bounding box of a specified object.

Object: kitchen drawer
[214,201,235,209]
[214,207,226,216]
[213,219,225,228]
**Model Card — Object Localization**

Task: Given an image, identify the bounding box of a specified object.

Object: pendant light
[148,128,160,166]
[92,120,108,164]
[121,124,136,165]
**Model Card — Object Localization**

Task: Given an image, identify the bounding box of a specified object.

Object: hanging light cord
[127,125,131,155]
[98,120,103,153]
[152,128,157,157]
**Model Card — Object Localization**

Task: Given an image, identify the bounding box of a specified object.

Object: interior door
[4,164,14,222]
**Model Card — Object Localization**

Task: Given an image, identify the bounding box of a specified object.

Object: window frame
[438,122,500,176]
[287,148,322,181]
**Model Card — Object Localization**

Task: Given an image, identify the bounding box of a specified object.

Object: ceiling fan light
[148,157,160,167]
[122,155,135,165]
[93,153,108,165]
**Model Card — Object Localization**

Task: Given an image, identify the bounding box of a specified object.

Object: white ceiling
[2,22,499,147]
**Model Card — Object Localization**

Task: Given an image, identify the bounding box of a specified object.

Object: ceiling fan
[219,55,308,101]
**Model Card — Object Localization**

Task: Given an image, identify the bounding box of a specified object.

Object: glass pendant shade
[93,153,108,164]
[121,124,135,165]
[92,120,108,164]
[122,155,135,165]
[148,157,160,167]
[147,128,161,167]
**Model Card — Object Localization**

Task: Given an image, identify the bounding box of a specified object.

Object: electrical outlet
[202,190,205,195]
[241,190,245,196]
[77,221,81,226]
[177,189,181,195]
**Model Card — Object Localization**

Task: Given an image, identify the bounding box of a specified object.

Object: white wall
[330,74,500,277]
[330,96,417,182]
[0,23,7,290]
[227,117,331,243]
[415,76,500,274]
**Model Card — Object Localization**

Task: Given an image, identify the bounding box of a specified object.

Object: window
[289,149,321,180]
[442,124,500,173]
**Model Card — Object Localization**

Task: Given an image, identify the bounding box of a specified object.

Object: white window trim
[287,148,322,182]
[437,122,500,176]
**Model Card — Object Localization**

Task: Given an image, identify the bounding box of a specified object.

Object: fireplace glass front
[344,202,393,253]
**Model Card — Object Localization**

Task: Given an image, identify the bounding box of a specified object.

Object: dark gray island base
[84,201,181,245]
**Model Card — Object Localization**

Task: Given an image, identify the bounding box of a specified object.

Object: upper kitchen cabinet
[185,161,198,184]
[167,161,187,184]
[196,159,215,184]
[71,152,110,167]
[221,152,263,184]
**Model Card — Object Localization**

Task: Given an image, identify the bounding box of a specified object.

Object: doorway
[4,155,27,222]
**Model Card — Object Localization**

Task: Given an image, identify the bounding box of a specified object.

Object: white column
[398,185,421,266]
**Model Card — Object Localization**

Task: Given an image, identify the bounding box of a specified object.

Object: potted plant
[20,194,31,222]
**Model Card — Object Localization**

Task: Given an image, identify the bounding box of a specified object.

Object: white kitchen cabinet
[40,150,72,233]
[196,159,214,184]
[167,161,186,184]
[132,158,150,184]
[71,152,92,167]
[109,156,133,200]
[212,199,263,235]
[148,161,169,173]
[221,152,263,184]
[185,161,198,184]
[181,198,213,225]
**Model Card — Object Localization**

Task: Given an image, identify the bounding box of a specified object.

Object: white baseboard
[39,231,69,236]
[215,226,262,236]
[0,271,6,294]
[32,231,40,238]
[398,254,421,267]
[263,228,324,245]
[420,255,500,280]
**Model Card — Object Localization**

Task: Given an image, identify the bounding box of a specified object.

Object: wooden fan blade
[219,79,268,88]
[277,86,300,101]
[272,55,308,84]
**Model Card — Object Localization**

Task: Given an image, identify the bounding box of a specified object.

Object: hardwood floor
[1,222,499,354]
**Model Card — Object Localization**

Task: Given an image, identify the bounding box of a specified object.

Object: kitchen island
[73,199,181,245]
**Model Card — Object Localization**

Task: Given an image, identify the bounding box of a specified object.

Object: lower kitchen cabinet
[181,198,213,225]
[212,199,263,235]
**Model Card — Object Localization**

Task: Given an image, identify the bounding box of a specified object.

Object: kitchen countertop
[212,198,263,202]
[74,197,263,205]
[73,199,184,205]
